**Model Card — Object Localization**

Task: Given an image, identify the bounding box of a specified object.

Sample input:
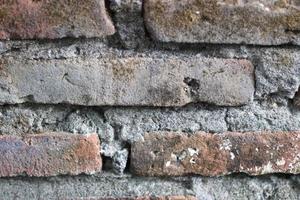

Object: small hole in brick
[153,150,159,155]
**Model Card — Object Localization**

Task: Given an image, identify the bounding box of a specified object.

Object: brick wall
[0,0,299,199]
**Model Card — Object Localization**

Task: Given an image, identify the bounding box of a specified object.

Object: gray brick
[0,53,254,106]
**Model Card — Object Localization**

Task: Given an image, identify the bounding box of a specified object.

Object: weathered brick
[0,55,254,106]
[0,132,101,177]
[0,0,115,39]
[131,131,300,176]
[144,0,300,45]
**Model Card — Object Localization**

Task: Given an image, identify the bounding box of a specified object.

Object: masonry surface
[0,0,299,200]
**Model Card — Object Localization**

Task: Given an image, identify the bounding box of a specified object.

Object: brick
[131,131,300,176]
[144,0,300,45]
[0,132,101,177]
[0,0,115,39]
[0,55,254,106]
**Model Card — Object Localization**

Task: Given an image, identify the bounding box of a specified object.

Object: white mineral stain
[220,139,232,151]
[187,148,199,156]
[230,152,235,160]
[261,162,274,174]
[166,161,171,167]
[171,153,177,161]
[276,158,286,166]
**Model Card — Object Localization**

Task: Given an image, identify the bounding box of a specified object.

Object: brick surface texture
[0,0,115,39]
[0,0,300,199]
[0,132,101,177]
[0,56,254,106]
[144,0,300,45]
[131,131,300,176]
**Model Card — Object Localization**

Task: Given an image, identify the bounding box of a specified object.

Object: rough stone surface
[226,101,300,132]
[97,196,196,200]
[144,0,300,45]
[193,175,300,200]
[0,173,298,200]
[0,173,193,200]
[0,1,299,198]
[0,104,220,137]
[0,0,115,39]
[0,41,299,198]
[0,104,73,136]
[105,105,227,143]
[0,42,7,54]
[0,132,101,177]
[0,53,254,106]
[109,0,147,49]
[1,41,299,102]
[131,131,300,176]
[253,48,300,100]
[112,149,129,174]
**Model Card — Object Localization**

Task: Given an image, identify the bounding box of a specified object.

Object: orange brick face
[131,131,300,176]
[0,132,102,177]
[0,0,115,39]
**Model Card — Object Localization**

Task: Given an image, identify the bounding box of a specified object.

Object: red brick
[131,131,300,176]
[0,0,115,39]
[0,132,101,177]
